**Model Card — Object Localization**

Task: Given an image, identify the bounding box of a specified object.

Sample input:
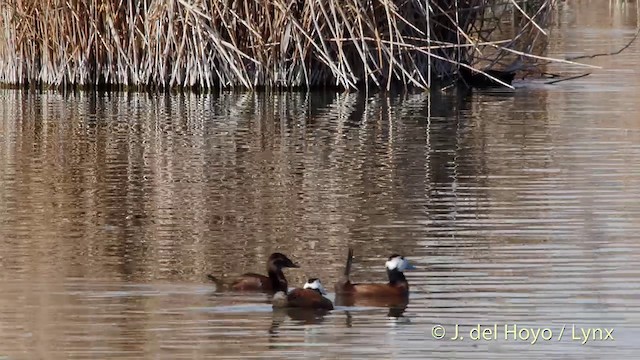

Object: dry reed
[0,0,562,91]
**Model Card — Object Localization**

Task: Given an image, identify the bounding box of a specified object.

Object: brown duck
[273,278,334,310]
[335,248,416,307]
[207,252,299,293]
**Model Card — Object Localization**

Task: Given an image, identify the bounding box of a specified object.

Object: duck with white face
[335,248,417,307]
[273,278,334,310]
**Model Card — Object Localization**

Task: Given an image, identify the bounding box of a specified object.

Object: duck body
[339,282,408,298]
[207,252,298,294]
[273,279,334,310]
[334,248,415,306]
[226,272,279,292]
[458,62,516,88]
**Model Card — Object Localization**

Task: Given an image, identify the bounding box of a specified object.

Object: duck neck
[268,268,288,293]
[387,269,408,287]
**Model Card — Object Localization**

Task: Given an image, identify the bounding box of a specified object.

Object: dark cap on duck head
[386,254,416,272]
[268,252,299,269]
[303,278,328,295]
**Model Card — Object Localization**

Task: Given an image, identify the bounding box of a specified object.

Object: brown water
[1,2,640,359]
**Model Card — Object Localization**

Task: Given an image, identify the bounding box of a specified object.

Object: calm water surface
[1,2,640,359]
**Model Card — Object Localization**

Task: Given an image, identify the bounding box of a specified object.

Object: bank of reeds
[0,0,559,91]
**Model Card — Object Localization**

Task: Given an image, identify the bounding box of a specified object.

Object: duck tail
[334,247,355,295]
[343,247,354,282]
[206,274,225,290]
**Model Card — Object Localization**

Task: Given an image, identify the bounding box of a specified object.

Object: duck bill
[405,263,417,270]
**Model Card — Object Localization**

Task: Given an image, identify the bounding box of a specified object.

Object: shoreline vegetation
[0,0,579,91]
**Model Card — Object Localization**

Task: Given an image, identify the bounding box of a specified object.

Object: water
[1,2,640,359]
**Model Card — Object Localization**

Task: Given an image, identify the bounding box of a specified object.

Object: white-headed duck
[207,252,299,293]
[273,278,334,310]
[335,248,416,304]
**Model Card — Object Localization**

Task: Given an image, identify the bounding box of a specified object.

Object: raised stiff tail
[334,247,355,294]
[343,247,354,281]
[206,274,225,289]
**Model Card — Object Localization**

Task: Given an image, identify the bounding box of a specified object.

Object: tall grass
[0,0,559,91]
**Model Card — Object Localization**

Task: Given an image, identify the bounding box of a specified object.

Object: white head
[385,255,416,272]
[303,278,327,295]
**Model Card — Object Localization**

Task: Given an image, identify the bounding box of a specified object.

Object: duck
[273,278,334,310]
[207,252,299,293]
[335,248,416,305]
[458,60,517,88]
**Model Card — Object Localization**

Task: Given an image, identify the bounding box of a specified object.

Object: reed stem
[0,0,563,91]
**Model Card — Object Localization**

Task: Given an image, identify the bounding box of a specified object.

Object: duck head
[385,254,416,285]
[268,253,299,270]
[303,278,328,295]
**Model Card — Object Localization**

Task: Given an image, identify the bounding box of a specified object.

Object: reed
[0,0,560,91]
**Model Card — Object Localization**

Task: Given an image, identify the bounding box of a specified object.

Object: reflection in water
[336,293,409,312]
[387,306,408,319]
[271,307,329,328]
[1,3,640,358]
[344,306,409,329]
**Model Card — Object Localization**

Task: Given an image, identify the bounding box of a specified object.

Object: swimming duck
[458,61,517,88]
[273,278,334,310]
[207,252,299,293]
[335,248,416,302]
